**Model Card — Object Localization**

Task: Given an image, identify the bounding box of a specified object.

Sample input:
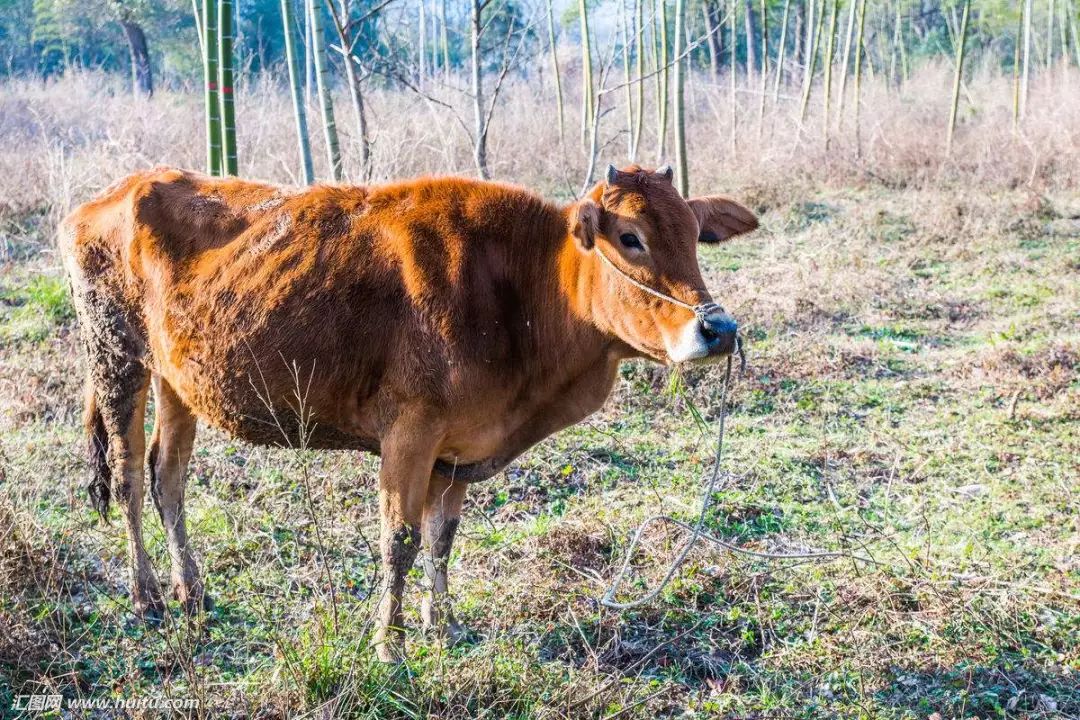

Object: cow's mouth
[664,307,748,368]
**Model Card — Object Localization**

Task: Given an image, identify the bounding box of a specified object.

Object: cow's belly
[434,358,620,473]
[149,330,382,452]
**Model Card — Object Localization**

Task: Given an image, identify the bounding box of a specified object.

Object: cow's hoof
[422,598,469,646]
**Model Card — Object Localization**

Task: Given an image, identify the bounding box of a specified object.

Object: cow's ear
[570,199,600,251]
[687,196,758,243]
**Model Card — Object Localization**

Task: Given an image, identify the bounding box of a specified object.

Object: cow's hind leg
[149,375,207,614]
[98,369,164,619]
[420,476,467,644]
[73,268,162,619]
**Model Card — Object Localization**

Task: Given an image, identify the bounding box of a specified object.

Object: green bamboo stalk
[579,0,594,148]
[673,0,687,195]
[822,0,837,145]
[772,0,791,104]
[546,0,566,145]
[945,0,970,156]
[218,0,237,175]
[282,0,314,184]
[203,0,222,176]
[308,0,342,180]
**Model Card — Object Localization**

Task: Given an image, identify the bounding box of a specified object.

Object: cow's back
[61,168,572,451]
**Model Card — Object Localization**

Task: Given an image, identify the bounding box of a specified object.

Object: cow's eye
[619,233,643,251]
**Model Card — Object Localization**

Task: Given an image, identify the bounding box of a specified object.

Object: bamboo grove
[171,0,1080,190]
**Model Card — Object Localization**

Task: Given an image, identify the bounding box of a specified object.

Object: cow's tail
[83,378,112,522]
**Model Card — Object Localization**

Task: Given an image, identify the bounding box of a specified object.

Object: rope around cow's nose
[593,246,747,372]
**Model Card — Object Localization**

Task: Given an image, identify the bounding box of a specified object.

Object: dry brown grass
[1,61,1079,232]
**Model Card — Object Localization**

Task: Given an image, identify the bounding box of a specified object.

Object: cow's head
[569,165,757,364]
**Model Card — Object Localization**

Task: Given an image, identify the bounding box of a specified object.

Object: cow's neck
[557,234,630,358]
[547,228,637,368]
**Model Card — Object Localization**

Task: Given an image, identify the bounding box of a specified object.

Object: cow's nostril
[700,313,738,354]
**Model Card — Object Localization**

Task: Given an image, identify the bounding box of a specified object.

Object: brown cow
[59,164,757,662]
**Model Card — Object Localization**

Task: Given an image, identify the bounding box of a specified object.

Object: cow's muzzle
[697,307,738,357]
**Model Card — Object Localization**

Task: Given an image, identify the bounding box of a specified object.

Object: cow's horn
[606,165,619,184]
[657,165,674,181]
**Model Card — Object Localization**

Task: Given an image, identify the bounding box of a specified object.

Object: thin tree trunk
[305,0,314,110]
[191,0,205,58]
[757,0,768,133]
[889,0,902,87]
[729,0,737,155]
[328,0,371,179]
[580,0,594,149]
[772,0,791,103]
[309,0,342,180]
[945,0,970,156]
[418,0,427,82]
[471,0,488,178]
[673,0,688,194]
[1060,0,1070,62]
[441,0,450,82]
[656,0,669,160]
[281,0,314,184]
[822,0,837,146]
[546,0,565,145]
[703,5,719,77]
[622,0,635,159]
[852,0,865,156]
[797,0,818,129]
[119,19,153,96]
[425,0,434,74]
[794,0,804,68]
[1021,0,1032,119]
[836,0,857,122]
[1048,0,1056,68]
[1070,0,1080,68]
[744,0,758,77]
[203,0,222,175]
[218,0,237,175]
[632,0,644,158]
[1013,4,1023,130]
[898,3,908,83]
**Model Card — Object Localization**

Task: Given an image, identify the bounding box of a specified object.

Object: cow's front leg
[420,476,467,644]
[373,417,440,663]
